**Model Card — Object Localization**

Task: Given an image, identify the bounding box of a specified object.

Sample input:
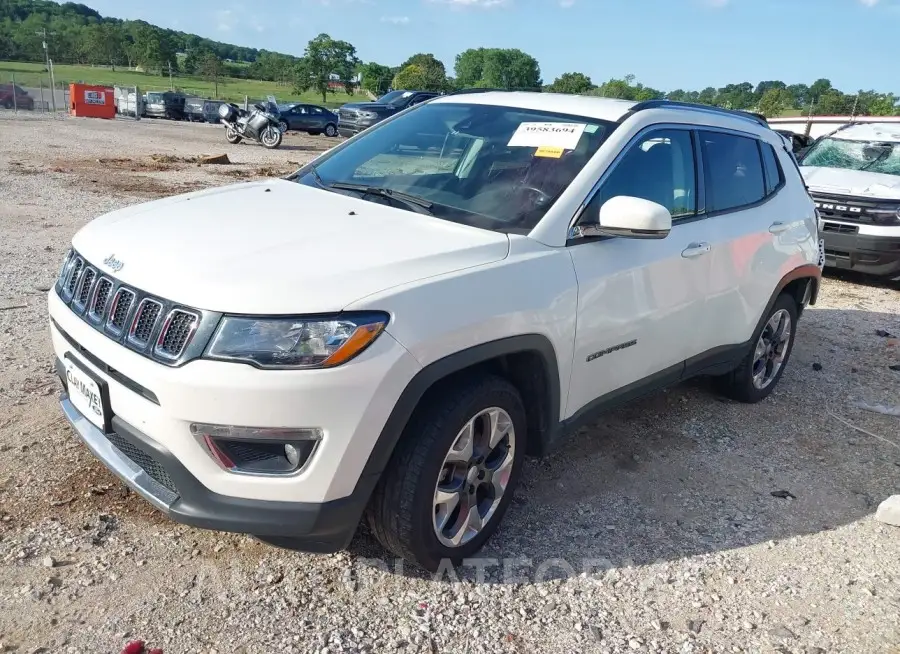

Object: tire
[2,99,12,109]
[367,374,527,571]
[225,127,242,144]
[278,120,289,133]
[324,123,338,137]
[261,126,283,149]
[716,293,799,403]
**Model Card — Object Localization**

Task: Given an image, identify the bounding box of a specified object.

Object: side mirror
[595,196,672,239]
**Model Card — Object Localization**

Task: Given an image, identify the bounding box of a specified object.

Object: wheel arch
[358,335,562,488]
[752,264,821,344]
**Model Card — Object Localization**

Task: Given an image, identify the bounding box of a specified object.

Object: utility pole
[168,61,173,90]
[36,28,57,113]
[850,93,859,121]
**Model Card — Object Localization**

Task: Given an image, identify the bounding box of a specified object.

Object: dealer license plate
[65,357,107,429]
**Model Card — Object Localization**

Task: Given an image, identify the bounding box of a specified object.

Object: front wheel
[324,123,338,137]
[278,120,289,133]
[716,293,798,403]
[367,375,526,571]
[225,127,242,144]
[261,125,283,149]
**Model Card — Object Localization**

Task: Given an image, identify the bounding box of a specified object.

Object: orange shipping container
[69,84,116,119]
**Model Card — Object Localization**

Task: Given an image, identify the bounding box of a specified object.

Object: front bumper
[337,119,380,138]
[819,227,900,277]
[57,385,365,549]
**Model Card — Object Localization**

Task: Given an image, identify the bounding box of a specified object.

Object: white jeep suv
[49,93,823,570]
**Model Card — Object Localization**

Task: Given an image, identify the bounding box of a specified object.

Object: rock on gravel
[875,495,900,527]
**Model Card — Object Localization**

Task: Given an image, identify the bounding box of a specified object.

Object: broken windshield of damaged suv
[799,124,900,279]
[49,93,822,571]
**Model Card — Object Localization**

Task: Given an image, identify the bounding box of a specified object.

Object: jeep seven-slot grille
[90,279,113,319]
[158,310,198,358]
[65,258,84,297]
[75,268,96,307]
[109,289,135,332]
[130,300,162,344]
[55,251,212,366]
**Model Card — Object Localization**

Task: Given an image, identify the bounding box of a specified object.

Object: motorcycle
[217,102,283,149]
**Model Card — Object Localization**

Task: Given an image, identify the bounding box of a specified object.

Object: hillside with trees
[2,0,898,116]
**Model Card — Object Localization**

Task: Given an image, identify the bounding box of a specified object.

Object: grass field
[0,61,364,106]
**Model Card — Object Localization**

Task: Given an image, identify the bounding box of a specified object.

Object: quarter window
[761,143,784,195]
[700,132,766,213]
[586,129,697,220]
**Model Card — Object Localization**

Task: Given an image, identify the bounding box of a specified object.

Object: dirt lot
[1,114,899,654]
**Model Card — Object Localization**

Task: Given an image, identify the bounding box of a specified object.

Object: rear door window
[700,132,766,213]
[761,142,784,195]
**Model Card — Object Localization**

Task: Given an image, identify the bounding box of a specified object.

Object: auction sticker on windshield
[65,356,107,430]
[509,122,587,150]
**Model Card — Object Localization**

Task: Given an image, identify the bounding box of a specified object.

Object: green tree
[697,87,718,105]
[197,50,224,97]
[866,93,899,116]
[294,33,360,103]
[397,53,446,90]
[593,77,635,100]
[787,83,810,109]
[358,61,393,96]
[392,64,428,91]
[547,72,593,95]
[454,47,541,90]
[454,48,487,88]
[815,89,850,115]
[758,88,793,117]
[78,23,125,69]
[808,78,832,104]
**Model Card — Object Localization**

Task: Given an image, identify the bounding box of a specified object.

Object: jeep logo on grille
[103,254,124,272]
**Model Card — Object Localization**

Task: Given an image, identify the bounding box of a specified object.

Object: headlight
[359,111,379,120]
[205,312,388,369]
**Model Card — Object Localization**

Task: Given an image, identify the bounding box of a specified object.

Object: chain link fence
[1,73,70,116]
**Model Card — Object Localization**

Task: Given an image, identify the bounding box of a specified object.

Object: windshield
[296,101,615,232]
[377,90,413,106]
[801,137,900,177]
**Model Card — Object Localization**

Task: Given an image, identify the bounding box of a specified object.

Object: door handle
[769,221,791,234]
[681,242,711,259]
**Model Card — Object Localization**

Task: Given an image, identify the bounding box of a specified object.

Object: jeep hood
[72,180,510,314]
[801,166,900,200]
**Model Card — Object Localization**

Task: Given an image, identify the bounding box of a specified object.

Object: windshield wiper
[327,182,434,214]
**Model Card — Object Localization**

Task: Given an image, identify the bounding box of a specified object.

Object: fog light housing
[191,424,322,475]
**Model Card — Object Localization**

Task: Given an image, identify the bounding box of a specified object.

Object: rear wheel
[367,375,526,571]
[225,127,242,144]
[717,293,798,403]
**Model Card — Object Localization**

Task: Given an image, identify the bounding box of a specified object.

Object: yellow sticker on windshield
[535,146,565,158]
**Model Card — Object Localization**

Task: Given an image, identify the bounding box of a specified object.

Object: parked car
[143,91,186,120]
[49,93,822,571]
[799,122,900,279]
[183,97,225,123]
[337,90,439,137]
[276,103,339,136]
[0,83,34,110]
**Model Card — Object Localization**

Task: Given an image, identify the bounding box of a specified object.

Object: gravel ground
[1,114,899,654]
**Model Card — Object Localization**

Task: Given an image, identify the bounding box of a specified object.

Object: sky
[84,0,900,94]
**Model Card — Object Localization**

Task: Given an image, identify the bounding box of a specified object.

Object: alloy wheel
[751,309,792,389]
[432,407,515,548]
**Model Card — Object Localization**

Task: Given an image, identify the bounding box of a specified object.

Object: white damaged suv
[50,93,822,570]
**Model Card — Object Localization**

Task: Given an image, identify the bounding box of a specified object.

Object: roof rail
[626,99,769,128]
[443,88,510,96]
